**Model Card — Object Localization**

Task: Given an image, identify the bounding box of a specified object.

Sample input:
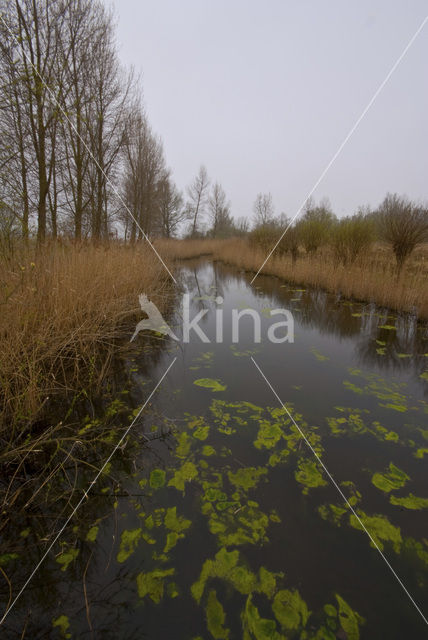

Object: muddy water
[1,259,428,639]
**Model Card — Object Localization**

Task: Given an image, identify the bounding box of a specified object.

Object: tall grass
[0,241,173,453]
[157,237,428,319]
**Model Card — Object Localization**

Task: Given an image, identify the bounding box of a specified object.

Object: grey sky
[109,0,428,221]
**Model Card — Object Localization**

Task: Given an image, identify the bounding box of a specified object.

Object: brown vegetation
[157,237,428,319]
[0,241,172,452]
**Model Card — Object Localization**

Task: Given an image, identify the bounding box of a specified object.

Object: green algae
[56,548,79,571]
[150,469,166,489]
[272,589,310,631]
[335,594,364,640]
[371,463,409,493]
[349,511,402,552]
[203,445,216,456]
[168,461,198,492]
[295,459,327,494]
[191,548,257,603]
[254,420,284,450]
[136,567,175,603]
[175,432,192,458]
[117,528,142,563]
[164,507,191,533]
[193,424,210,440]
[206,590,230,639]
[310,347,329,361]
[194,378,227,392]
[86,526,99,542]
[390,493,428,510]
[0,553,18,566]
[243,595,284,640]
[228,467,267,491]
[52,615,71,638]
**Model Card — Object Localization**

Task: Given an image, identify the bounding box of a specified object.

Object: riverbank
[157,237,428,320]
[0,242,173,466]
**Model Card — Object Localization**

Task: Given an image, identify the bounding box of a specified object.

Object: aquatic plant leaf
[295,459,327,494]
[117,528,142,563]
[258,566,282,599]
[349,511,402,552]
[168,461,198,492]
[310,347,329,361]
[150,469,166,489]
[164,507,191,533]
[272,589,310,630]
[254,420,284,450]
[86,526,99,542]
[193,425,210,440]
[243,595,284,640]
[56,548,79,571]
[206,590,230,639]
[335,594,364,640]
[0,553,19,566]
[203,445,216,456]
[136,568,175,603]
[371,463,409,493]
[390,493,428,510]
[228,467,267,491]
[52,615,71,638]
[194,378,227,392]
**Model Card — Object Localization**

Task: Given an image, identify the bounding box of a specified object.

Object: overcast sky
[107,1,428,221]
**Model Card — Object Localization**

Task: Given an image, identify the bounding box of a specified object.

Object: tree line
[249,192,428,274]
[0,0,238,244]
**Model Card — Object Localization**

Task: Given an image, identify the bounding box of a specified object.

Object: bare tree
[208,182,232,237]
[186,165,210,237]
[377,193,428,273]
[252,192,274,227]
[156,171,184,238]
[299,199,336,255]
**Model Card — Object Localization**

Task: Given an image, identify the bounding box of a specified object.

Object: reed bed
[0,241,173,451]
[157,237,428,319]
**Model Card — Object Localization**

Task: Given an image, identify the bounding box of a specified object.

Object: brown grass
[157,237,428,319]
[0,241,173,448]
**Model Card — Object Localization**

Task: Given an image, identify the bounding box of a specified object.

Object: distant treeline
[0,1,427,263]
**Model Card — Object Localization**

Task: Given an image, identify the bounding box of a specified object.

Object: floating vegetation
[136,567,175,603]
[56,547,79,572]
[390,493,428,510]
[371,463,409,493]
[194,378,227,392]
[343,368,409,413]
[336,594,365,640]
[150,468,166,489]
[52,615,71,639]
[230,345,257,357]
[206,590,229,639]
[310,347,329,361]
[272,589,310,630]
[349,511,402,552]
[117,528,142,563]
[295,458,327,494]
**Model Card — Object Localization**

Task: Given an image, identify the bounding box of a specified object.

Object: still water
[1,260,428,639]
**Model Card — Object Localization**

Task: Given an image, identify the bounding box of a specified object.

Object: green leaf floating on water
[164,506,191,533]
[371,463,409,493]
[349,511,402,552]
[56,548,79,571]
[335,594,365,640]
[272,588,310,631]
[0,553,19,566]
[243,595,284,640]
[136,567,175,603]
[310,347,329,361]
[52,615,71,639]
[150,468,166,489]
[390,493,428,510]
[206,590,230,640]
[168,461,198,492]
[420,371,428,382]
[191,548,257,604]
[295,459,327,494]
[194,378,227,392]
[228,467,267,491]
[117,528,142,563]
[86,526,99,542]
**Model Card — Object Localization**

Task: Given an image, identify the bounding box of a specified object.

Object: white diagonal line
[0,13,176,284]
[250,14,428,284]
[251,356,428,627]
[0,357,177,625]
